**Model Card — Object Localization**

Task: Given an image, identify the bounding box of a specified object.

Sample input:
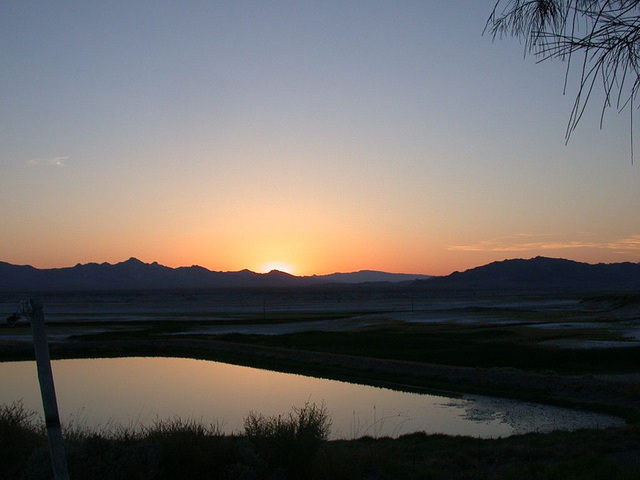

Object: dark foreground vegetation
[2,400,640,480]
[2,400,333,480]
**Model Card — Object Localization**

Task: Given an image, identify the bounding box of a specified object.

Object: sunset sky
[2,1,639,276]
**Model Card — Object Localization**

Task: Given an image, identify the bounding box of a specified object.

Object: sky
[1,1,639,276]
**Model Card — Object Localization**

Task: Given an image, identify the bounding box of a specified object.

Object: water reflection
[0,357,624,439]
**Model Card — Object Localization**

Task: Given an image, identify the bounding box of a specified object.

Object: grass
[1,400,332,480]
[0,401,45,478]
[317,429,640,480]
[19,312,637,376]
[217,323,640,374]
[2,400,639,479]
[244,402,331,479]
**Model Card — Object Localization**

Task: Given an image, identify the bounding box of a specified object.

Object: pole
[27,297,70,480]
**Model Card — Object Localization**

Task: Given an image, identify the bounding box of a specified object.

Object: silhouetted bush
[143,417,229,479]
[244,401,331,478]
[1,403,328,480]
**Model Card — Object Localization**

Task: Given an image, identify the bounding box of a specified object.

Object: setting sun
[260,262,296,275]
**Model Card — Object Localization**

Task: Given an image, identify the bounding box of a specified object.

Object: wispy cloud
[27,156,68,167]
[448,233,640,253]
[606,234,640,251]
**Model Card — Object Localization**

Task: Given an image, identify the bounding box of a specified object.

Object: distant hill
[422,256,640,291]
[314,270,431,284]
[1,256,638,292]
[0,258,431,292]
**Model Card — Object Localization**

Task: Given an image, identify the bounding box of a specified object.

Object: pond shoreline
[2,336,638,422]
[3,336,640,477]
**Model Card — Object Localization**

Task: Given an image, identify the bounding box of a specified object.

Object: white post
[27,297,70,480]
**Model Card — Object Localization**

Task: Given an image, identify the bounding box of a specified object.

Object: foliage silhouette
[487,0,640,156]
[244,401,331,479]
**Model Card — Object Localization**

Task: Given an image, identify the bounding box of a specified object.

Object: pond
[0,357,624,440]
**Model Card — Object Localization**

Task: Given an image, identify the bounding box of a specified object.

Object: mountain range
[0,256,639,292]
[0,258,430,291]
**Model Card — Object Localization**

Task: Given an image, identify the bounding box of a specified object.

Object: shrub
[142,417,228,479]
[244,402,331,479]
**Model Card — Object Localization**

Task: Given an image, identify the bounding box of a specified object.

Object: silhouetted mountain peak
[120,257,145,266]
[265,269,294,276]
[431,256,640,291]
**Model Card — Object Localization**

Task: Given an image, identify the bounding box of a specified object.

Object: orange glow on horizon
[259,261,296,274]
[6,229,639,278]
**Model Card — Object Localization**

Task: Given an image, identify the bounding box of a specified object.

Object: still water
[0,357,624,439]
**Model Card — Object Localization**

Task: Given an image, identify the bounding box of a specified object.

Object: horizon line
[3,254,640,278]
